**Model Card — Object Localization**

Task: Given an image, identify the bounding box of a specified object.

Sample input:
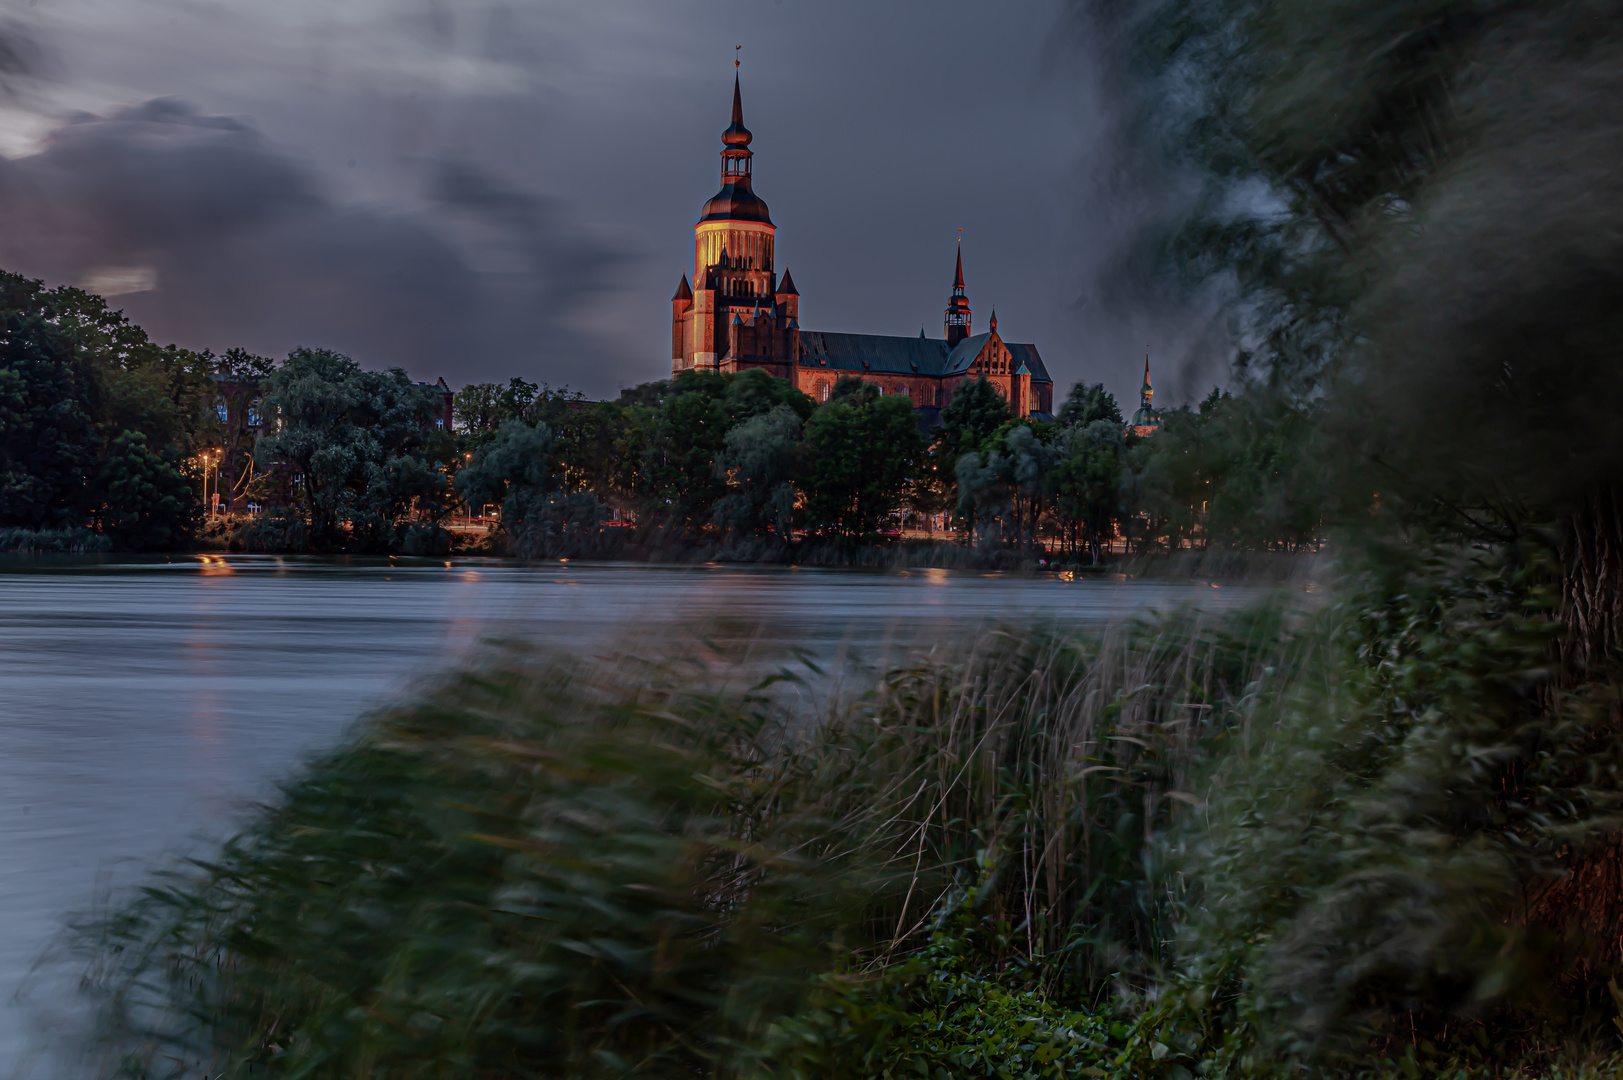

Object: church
[670,76,1055,427]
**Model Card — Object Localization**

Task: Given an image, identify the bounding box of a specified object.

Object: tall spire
[1132,349,1161,434]
[944,242,972,346]
[719,69,754,184]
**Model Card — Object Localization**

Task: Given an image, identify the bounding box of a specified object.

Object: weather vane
[957,228,962,244]
[736,45,741,69]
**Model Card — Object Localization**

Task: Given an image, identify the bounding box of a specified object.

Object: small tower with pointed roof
[1130,351,1161,437]
[944,248,972,346]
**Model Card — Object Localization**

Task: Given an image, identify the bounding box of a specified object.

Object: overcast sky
[0,0,1221,406]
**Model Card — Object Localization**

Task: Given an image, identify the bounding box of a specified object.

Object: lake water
[0,555,1254,1073]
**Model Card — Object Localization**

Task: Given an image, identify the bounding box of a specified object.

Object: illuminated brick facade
[670,77,1054,424]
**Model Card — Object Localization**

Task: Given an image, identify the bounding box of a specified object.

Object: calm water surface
[0,555,1252,1071]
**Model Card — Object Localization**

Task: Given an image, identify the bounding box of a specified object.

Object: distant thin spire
[732,72,743,125]
[953,247,965,290]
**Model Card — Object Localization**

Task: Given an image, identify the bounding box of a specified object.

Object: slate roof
[797,330,1052,383]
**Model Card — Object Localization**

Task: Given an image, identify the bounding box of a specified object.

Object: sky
[0,0,1223,407]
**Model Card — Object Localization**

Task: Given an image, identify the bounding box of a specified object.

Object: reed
[69,551,1623,1078]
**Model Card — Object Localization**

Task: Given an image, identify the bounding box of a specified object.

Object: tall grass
[68,605,1295,1078]
[68,549,1623,1077]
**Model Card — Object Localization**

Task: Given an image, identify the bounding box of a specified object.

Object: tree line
[0,265,1324,557]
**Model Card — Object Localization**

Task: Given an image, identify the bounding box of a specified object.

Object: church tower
[1130,351,1162,436]
[671,74,797,376]
[943,248,972,346]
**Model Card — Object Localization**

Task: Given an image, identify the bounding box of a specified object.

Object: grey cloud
[0,98,628,387]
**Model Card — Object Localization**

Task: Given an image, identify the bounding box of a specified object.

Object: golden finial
[735,45,741,69]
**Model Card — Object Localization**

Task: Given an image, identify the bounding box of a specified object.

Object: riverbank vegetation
[0,276,1324,563]
[68,542,1623,1078]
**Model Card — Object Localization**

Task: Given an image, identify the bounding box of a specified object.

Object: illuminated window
[819,381,830,402]
[216,402,228,423]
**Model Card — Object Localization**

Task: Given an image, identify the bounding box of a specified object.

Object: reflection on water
[0,555,1252,1069]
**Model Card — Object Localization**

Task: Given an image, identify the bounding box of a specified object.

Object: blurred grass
[68,550,1623,1077]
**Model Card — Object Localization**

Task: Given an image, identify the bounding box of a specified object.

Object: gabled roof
[799,331,948,375]
[1006,343,1052,384]
[797,330,1053,383]
[944,333,993,374]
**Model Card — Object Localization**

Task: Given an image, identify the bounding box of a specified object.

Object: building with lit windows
[669,77,1055,426]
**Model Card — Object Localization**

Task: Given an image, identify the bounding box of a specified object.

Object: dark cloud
[0,98,627,386]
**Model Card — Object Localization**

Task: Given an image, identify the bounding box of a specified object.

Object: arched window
[819,381,830,402]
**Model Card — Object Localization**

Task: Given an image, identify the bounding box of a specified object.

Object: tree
[1057,382,1123,428]
[453,378,540,452]
[713,404,801,543]
[936,375,1012,463]
[955,423,1060,553]
[1091,0,1623,1052]
[96,430,196,550]
[0,297,98,529]
[800,377,922,541]
[0,271,208,537]
[637,369,813,534]
[457,419,605,559]
[1049,421,1124,562]
[254,347,449,550]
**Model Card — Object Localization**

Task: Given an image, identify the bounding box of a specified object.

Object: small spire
[732,71,743,125]
[919,327,926,338]
[672,272,692,301]
[776,268,798,296]
[989,308,998,333]
[953,246,965,290]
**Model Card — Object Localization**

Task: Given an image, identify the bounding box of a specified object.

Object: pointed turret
[776,268,798,296]
[673,272,692,301]
[1131,350,1161,434]
[989,308,998,335]
[944,246,972,346]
